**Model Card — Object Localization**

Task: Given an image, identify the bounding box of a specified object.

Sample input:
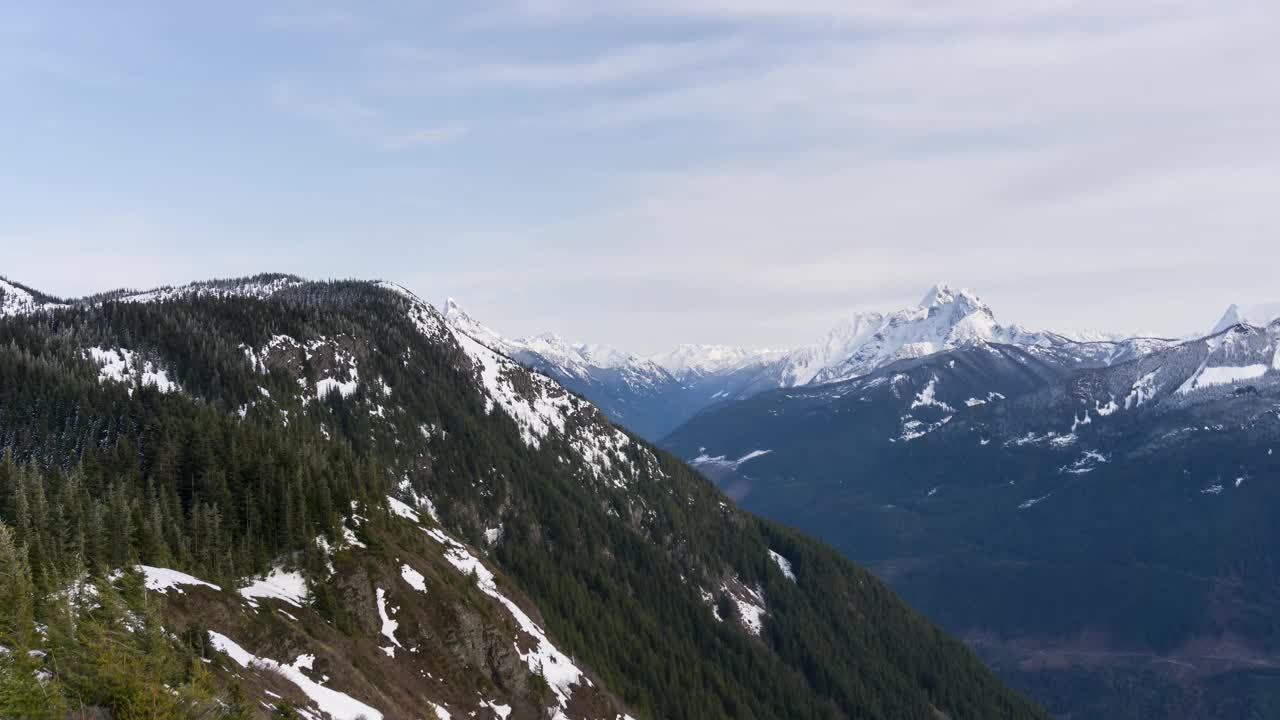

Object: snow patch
[137,566,221,594]
[768,550,796,582]
[401,565,427,592]
[910,376,955,413]
[208,631,382,720]
[729,585,767,636]
[375,588,401,656]
[1061,450,1108,474]
[238,567,308,607]
[1178,364,1268,394]
[479,700,512,719]
[387,496,421,523]
[1125,371,1159,409]
[691,449,772,470]
[86,347,177,395]
[1019,493,1052,509]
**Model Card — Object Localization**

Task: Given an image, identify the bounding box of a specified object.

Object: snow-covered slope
[443,299,671,389]
[443,299,700,438]
[0,277,67,316]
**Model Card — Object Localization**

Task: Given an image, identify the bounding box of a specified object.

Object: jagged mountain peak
[777,284,1016,386]
[917,282,988,312]
[1211,302,1280,335]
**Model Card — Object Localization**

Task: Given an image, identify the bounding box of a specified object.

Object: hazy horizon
[0,270,1251,356]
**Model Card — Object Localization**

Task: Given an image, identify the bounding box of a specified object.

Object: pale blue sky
[4,1,1279,352]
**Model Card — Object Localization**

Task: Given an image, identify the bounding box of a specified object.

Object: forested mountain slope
[0,275,1045,720]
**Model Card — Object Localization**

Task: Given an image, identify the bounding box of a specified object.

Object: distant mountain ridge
[443,283,1180,439]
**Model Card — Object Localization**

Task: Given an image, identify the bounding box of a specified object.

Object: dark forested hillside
[0,276,1045,720]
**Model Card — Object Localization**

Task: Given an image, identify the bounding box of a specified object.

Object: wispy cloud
[271,83,465,150]
[271,83,379,129]
[378,36,749,91]
[380,124,470,149]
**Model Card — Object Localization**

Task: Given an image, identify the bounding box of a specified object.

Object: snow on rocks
[479,700,512,719]
[728,584,767,636]
[420,525,586,711]
[1061,450,1108,475]
[1125,371,1160,409]
[137,565,221,594]
[451,329,573,447]
[965,391,1007,407]
[387,496,421,523]
[208,631,382,720]
[446,319,639,487]
[769,550,796,582]
[238,566,309,607]
[1005,431,1073,448]
[910,377,955,413]
[396,479,441,523]
[895,415,951,442]
[699,589,723,621]
[86,347,177,395]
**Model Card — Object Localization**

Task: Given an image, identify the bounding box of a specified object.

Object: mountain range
[0,274,1045,720]
[658,297,1280,719]
[446,282,1280,719]
[444,283,1182,440]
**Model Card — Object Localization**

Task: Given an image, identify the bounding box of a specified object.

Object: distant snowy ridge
[0,274,302,318]
[650,344,789,378]
[444,298,671,387]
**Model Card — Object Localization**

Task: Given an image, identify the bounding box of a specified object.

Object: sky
[2,0,1279,353]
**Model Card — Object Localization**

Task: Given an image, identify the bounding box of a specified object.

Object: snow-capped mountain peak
[918,282,987,312]
[776,284,1019,386]
[1211,302,1280,335]
[442,297,511,353]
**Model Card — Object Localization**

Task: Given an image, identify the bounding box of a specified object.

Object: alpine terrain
[447,285,1176,442]
[662,285,1280,719]
[0,274,1046,720]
